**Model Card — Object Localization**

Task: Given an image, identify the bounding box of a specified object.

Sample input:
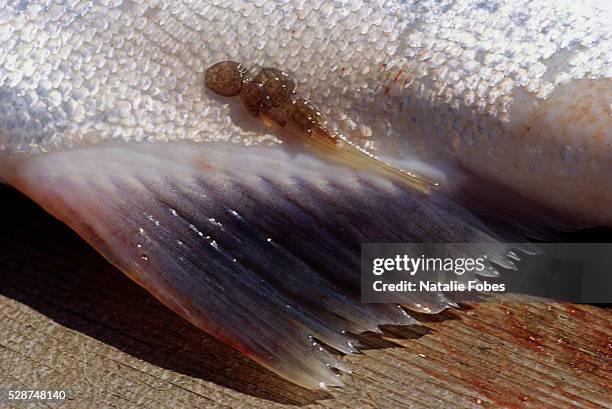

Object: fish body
[0,0,610,388]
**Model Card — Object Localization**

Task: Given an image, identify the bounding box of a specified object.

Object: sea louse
[205,61,335,141]
[204,60,438,193]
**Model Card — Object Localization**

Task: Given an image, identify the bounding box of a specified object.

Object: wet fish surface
[0,0,610,388]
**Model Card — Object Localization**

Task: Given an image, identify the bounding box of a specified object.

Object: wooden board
[0,185,610,409]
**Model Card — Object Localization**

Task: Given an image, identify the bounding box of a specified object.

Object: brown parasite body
[205,60,338,143]
[204,61,438,193]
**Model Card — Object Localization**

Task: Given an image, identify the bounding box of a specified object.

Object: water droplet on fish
[210,240,220,251]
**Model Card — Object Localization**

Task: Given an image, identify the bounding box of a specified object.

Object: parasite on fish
[205,61,438,192]
[205,61,333,138]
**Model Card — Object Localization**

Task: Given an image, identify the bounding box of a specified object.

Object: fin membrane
[10,141,524,389]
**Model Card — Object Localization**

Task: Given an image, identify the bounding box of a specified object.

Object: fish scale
[0,0,609,224]
[0,1,604,148]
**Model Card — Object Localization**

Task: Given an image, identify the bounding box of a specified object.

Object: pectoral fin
[7,141,522,388]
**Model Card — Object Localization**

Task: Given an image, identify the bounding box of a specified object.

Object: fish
[0,0,610,389]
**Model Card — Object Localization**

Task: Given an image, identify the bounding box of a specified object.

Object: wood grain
[0,185,610,408]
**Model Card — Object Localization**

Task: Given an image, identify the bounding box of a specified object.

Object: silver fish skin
[0,0,610,389]
[0,0,610,223]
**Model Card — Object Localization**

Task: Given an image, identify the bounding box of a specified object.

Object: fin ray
[9,141,527,388]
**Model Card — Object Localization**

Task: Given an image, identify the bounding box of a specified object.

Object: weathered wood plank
[0,185,610,408]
